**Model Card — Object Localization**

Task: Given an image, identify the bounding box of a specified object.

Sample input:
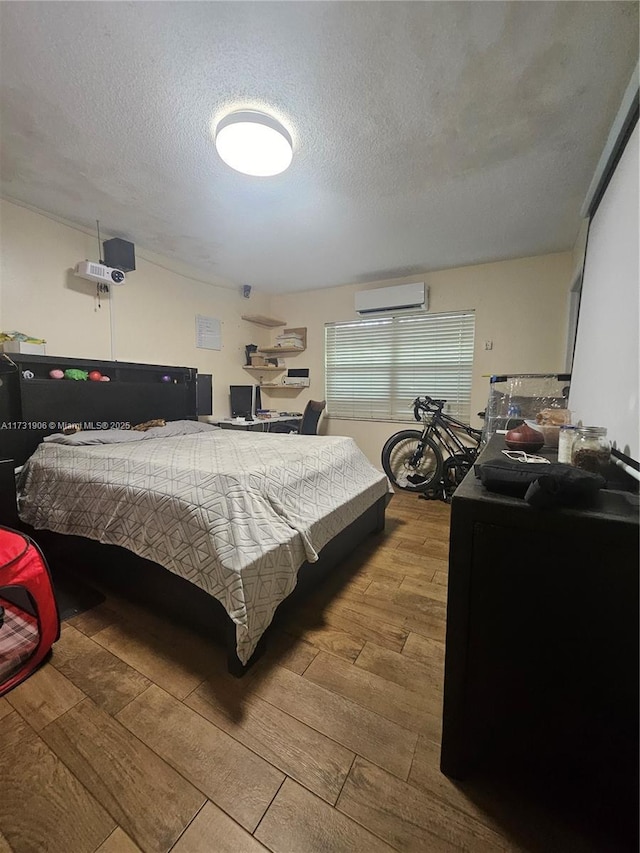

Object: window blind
[325,311,475,422]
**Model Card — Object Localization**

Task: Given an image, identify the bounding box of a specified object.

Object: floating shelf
[243,366,285,372]
[241,315,286,328]
[258,327,307,355]
[258,347,305,355]
[259,384,304,391]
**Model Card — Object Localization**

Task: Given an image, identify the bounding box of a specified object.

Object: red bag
[0,526,60,696]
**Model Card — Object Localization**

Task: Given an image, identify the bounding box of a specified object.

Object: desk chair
[299,400,326,435]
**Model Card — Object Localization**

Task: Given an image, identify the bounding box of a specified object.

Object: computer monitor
[229,385,261,419]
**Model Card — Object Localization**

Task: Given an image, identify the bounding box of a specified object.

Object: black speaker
[196,374,212,416]
[103,238,136,272]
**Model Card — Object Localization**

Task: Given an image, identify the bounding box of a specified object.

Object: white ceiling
[0,2,637,293]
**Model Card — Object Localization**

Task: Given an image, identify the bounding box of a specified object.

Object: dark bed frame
[0,353,386,675]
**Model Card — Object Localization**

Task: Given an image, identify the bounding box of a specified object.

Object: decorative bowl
[505,423,545,452]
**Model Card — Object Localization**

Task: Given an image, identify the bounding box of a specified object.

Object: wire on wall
[96,219,103,263]
[91,218,117,360]
[109,283,117,361]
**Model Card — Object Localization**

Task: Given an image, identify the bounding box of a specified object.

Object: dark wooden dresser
[441,436,639,841]
[0,458,19,528]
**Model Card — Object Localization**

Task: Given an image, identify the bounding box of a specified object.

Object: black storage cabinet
[441,436,639,841]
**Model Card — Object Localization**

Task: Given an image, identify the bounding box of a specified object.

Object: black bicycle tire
[381,430,443,492]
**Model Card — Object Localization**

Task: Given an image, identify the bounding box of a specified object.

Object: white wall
[0,199,273,417]
[569,122,639,460]
[0,199,573,466]
[272,253,573,467]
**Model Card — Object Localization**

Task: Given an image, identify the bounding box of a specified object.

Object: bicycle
[381,396,483,497]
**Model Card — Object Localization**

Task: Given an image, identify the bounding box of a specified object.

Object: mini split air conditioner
[74,260,126,286]
[355,282,427,315]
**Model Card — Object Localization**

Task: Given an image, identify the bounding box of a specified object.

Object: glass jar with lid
[571,426,610,475]
[558,424,577,464]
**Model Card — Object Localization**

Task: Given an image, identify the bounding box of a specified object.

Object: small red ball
[88,370,102,382]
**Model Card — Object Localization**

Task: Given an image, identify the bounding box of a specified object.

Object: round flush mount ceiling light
[214,110,293,177]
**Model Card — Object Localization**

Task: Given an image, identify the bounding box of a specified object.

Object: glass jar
[558,424,577,464]
[571,426,610,475]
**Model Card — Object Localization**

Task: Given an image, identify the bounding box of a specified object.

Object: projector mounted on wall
[74,260,126,286]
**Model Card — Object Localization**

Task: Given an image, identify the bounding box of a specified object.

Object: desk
[207,416,301,432]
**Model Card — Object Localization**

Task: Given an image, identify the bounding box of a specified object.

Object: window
[325,310,475,422]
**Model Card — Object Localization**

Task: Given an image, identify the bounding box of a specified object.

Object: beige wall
[272,253,573,467]
[0,198,573,466]
[0,198,273,417]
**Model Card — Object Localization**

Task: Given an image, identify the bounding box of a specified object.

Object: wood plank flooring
[0,492,607,853]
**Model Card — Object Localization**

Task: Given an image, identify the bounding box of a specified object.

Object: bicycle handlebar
[411,396,483,439]
[412,396,446,420]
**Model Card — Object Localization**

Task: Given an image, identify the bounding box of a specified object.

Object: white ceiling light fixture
[215,110,293,177]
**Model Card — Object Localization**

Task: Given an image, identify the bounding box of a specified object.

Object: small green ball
[64,369,89,381]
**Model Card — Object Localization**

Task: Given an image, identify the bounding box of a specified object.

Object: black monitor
[229,385,261,419]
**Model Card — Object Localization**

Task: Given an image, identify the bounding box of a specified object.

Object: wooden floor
[0,492,609,853]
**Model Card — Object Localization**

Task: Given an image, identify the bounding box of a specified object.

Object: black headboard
[0,353,198,465]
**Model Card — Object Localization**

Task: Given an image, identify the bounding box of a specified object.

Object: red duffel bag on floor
[0,526,60,697]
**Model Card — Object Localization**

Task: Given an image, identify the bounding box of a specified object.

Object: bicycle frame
[413,409,482,467]
[381,396,483,498]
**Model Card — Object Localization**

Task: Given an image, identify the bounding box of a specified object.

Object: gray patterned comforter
[18,431,389,663]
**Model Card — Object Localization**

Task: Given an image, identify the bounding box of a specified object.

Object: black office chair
[299,400,326,435]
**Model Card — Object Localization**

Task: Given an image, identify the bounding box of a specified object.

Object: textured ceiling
[0,1,637,292]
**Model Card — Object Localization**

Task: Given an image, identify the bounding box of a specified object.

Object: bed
[2,353,390,673]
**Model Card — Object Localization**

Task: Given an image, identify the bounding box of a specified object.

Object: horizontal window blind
[325,311,475,422]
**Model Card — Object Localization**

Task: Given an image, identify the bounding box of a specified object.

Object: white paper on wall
[196,315,222,350]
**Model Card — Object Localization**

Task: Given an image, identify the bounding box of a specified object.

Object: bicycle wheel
[442,454,473,500]
[381,430,443,492]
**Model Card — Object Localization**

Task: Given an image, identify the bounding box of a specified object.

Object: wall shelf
[242,366,285,372]
[241,315,286,328]
[259,385,304,392]
[258,327,307,355]
[258,347,304,355]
